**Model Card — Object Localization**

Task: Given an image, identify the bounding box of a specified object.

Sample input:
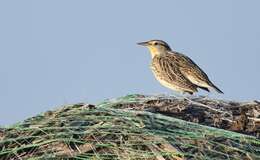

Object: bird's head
[137,40,171,58]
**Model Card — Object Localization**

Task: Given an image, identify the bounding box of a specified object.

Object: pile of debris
[0,94,259,159]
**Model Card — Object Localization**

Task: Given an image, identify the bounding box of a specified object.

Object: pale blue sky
[1,0,260,125]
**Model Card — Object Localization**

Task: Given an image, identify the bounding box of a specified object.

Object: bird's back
[167,51,223,93]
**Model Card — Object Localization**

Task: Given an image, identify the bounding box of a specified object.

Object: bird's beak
[137,41,149,46]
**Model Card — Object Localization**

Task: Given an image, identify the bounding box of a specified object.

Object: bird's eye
[154,42,158,45]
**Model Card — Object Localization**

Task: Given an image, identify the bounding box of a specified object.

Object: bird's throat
[148,47,166,58]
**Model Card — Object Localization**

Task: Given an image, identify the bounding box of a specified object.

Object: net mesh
[0,94,259,159]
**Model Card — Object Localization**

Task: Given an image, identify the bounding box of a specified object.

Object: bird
[137,39,223,95]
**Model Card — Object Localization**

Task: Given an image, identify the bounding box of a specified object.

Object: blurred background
[0,0,260,125]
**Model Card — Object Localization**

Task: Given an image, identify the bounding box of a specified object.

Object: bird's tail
[210,83,224,94]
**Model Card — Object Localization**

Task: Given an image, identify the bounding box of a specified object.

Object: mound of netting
[0,95,259,160]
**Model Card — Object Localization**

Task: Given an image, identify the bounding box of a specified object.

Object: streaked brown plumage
[137,40,223,94]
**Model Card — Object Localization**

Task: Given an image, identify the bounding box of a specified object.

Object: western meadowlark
[137,39,223,95]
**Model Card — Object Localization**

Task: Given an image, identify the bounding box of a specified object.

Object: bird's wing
[152,56,197,93]
[168,52,223,93]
